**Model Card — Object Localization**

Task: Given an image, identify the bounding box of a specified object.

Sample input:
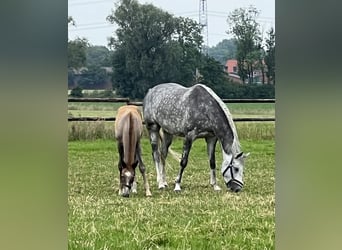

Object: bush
[217,82,275,99]
[70,86,83,97]
[83,89,115,98]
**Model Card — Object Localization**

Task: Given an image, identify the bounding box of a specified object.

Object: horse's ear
[235,152,244,159]
[121,161,127,168]
[235,152,250,159]
[132,161,139,169]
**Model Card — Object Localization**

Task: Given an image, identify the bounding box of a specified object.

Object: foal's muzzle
[121,184,131,198]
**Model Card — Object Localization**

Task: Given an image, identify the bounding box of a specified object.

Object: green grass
[68,103,126,118]
[68,103,275,119]
[67,102,275,141]
[68,138,275,249]
[68,122,275,141]
[227,103,275,118]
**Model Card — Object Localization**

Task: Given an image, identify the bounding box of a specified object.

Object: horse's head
[119,161,138,197]
[221,152,249,192]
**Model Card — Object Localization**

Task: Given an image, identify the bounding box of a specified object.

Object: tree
[227,6,262,84]
[68,16,88,70]
[197,56,227,90]
[208,39,237,65]
[68,16,75,26]
[107,0,203,98]
[77,66,108,89]
[68,38,88,70]
[86,46,113,68]
[264,27,275,84]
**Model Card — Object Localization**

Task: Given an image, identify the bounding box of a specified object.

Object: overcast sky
[68,0,274,48]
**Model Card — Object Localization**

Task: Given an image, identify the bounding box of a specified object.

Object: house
[225,59,242,83]
[224,59,270,84]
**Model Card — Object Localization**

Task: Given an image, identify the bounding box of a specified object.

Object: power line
[69,0,113,6]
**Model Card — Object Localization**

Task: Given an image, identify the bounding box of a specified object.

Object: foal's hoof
[145,191,152,197]
[213,185,222,191]
[158,184,166,190]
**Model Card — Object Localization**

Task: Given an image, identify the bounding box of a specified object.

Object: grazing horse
[115,105,152,197]
[143,83,249,193]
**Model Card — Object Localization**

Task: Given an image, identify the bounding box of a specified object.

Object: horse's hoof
[146,191,152,197]
[158,184,166,189]
[213,185,222,191]
[174,183,181,192]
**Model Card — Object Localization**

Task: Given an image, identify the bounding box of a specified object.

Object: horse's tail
[122,112,137,165]
[168,148,181,162]
[159,129,181,162]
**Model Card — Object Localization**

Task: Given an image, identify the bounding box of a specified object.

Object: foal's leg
[117,142,124,196]
[174,137,193,191]
[147,123,165,189]
[160,130,173,187]
[136,143,152,197]
[206,137,221,191]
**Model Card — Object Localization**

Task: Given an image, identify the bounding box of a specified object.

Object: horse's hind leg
[147,123,165,189]
[160,130,173,187]
[117,142,124,196]
[136,143,152,197]
[174,137,193,191]
[206,137,221,191]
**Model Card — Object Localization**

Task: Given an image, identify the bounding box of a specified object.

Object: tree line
[68,1,275,99]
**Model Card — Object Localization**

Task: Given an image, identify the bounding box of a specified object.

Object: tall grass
[68,102,275,141]
[68,121,274,141]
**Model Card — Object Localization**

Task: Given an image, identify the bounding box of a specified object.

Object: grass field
[68,136,275,249]
[68,102,275,249]
[67,102,275,141]
[68,102,275,119]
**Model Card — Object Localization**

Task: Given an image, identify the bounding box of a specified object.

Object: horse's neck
[219,133,240,157]
[199,84,240,155]
[221,150,233,172]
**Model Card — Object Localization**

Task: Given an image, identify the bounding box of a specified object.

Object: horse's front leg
[206,137,221,191]
[174,137,193,191]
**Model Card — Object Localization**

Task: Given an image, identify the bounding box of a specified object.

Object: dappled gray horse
[143,83,249,192]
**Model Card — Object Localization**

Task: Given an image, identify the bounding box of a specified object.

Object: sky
[68,0,274,48]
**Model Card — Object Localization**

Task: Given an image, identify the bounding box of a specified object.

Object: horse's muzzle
[226,180,243,193]
[121,185,131,198]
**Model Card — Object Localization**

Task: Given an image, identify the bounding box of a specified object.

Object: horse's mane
[196,84,241,154]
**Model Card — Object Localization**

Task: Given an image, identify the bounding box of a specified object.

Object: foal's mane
[196,84,241,153]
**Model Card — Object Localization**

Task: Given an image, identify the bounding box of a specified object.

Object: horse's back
[144,83,220,136]
[115,105,143,140]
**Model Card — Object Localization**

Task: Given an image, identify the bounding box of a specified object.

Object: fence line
[68,98,275,122]
[68,98,275,106]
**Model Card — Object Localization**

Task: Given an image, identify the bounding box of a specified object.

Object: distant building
[225,59,241,83]
[224,59,270,84]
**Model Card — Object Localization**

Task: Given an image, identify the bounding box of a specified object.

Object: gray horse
[143,83,249,192]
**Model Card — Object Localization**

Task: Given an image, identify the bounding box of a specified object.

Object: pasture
[68,103,275,249]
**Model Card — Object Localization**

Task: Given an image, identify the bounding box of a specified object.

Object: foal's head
[119,161,138,197]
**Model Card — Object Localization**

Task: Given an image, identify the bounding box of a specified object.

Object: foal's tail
[159,129,181,162]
